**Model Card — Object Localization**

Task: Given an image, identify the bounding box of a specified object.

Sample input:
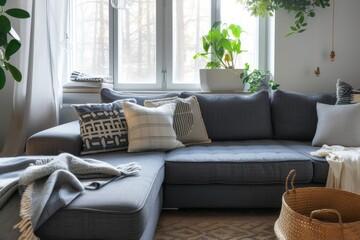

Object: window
[70,0,259,90]
[70,0,110,76]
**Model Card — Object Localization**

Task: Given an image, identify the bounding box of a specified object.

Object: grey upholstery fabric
[180,91,273,141]
[163,183,324,208]
[164,140,314,184]
[26,121,82,156]
[35,151,165,240]
[277,140,328,183]
[271,90,336,141]
[100,88,179,105]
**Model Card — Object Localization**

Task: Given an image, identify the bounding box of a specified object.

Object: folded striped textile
[70,71,113,84]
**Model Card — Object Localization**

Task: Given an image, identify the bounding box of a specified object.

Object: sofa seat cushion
[36,151,165,240]
[277,140,328,184]
[164,140,315,185]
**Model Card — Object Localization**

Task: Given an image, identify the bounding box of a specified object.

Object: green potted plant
[193,21,246,91]
[239,0,331,36]
[0,0,30,90]
[240,63,280,93]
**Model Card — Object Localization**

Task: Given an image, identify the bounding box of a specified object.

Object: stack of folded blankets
[63,71,113,93]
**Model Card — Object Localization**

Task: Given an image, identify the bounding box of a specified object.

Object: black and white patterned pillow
[72,99,135,155]
[336,79,360,105]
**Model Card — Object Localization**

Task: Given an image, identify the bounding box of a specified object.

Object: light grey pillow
[121,101,184,152]
[312,103,360,147]
[144,96,211,145]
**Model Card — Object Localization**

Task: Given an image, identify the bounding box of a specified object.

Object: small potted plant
[193,21,245,91]
[240,63,280,93]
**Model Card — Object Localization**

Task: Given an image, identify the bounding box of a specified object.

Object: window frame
[110,0,263,91]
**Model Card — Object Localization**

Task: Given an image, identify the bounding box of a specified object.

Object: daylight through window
[70,0,259,90]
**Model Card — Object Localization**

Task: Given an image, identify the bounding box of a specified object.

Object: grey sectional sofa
[26,89,336,240]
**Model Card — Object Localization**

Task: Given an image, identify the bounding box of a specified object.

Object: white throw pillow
[121,101,184,152]
[312,103,360,147]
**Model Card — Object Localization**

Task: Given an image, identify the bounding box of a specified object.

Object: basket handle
[309,209,343,228]
[285,169,296,194]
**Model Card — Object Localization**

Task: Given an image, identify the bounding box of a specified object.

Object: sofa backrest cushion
[180,91,273,141]
[100,88,179,105]
[271,90,336,141]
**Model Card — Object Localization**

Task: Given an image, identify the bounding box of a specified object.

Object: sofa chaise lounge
[24,89,336,239]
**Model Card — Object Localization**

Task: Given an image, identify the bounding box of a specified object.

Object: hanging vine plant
[0,0,30,90]
[239,0,331,36]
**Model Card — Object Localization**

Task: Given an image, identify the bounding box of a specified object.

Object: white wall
[274,0,360,93]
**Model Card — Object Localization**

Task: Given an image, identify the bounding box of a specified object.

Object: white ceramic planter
[199,69,244,92]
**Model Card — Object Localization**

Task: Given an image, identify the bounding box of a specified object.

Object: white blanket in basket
[311,145,360,194]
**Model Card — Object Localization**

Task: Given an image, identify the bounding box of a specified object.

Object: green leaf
[0,16,11,34]
[221,29,228,38]
[298,15,305,24]
[0,32,7,46]
[5,9,30,19]
[5,39,21,59]
[211,21,221,29]
[218,38,233,52]
[229,24,242,38]
[217,47,224,59]
[208,28,221,42]
[0,0,7,7]
[233,40,241,53]
[295,12,302,18]
[290,26,298,31]
[202,36,209,53]
[0,67,5,90]
[4,62,22,82]
[301,23,308,27]
[205,61,220,69]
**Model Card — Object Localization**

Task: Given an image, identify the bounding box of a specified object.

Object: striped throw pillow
[336,79,360,105]
[145,96,211,145]
[121,101,184,152]
[145,97,194,137]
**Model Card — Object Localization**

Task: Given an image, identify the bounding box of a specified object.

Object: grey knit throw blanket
[2,153,140,240]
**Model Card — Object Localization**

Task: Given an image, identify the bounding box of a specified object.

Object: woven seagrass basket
[274,170,360,240]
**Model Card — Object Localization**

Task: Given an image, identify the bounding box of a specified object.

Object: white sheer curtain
[1,0,68,157]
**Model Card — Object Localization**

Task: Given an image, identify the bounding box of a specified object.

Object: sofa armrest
[26,121,82,156]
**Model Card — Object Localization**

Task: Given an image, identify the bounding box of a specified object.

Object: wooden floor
[155,209,280,240]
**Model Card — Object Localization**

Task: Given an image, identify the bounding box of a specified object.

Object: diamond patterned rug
[155,209,279,240]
